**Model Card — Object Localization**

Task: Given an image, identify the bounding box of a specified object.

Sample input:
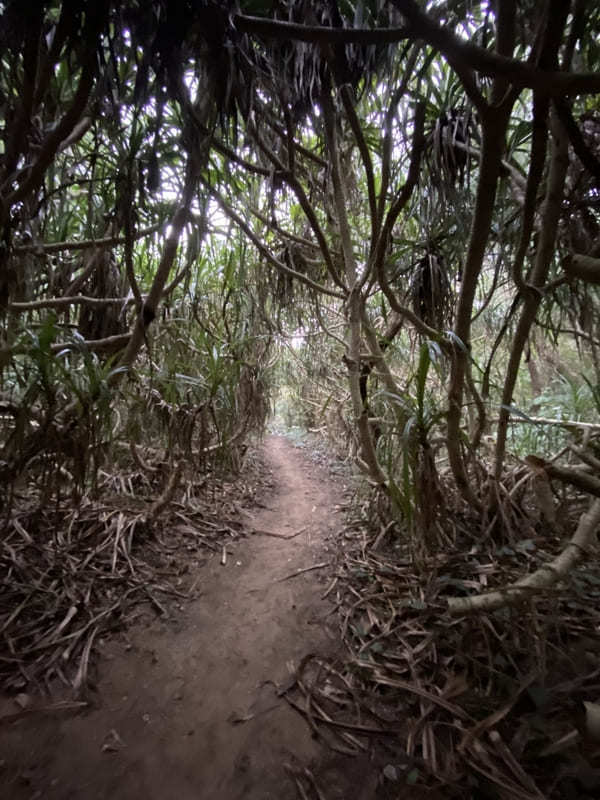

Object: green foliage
[0,317,121,504]
[375,341,445,533]
[1,0,599,536]
[507,373,600,458]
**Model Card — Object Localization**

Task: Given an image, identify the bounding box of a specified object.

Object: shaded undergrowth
[0,446,267,701]
[286,489,600,800]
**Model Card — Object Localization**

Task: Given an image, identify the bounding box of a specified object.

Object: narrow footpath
[1,435,350,799]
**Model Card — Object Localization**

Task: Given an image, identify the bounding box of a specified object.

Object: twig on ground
[252,526,307,539]
[321,576,338,599]
[0,700,88,724]
[276,562,330,582]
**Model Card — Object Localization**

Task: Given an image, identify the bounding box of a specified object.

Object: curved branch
[543,462,600,497]
[338,85,378,251]
[0,333,132,361]
[379,45,421,223]
[10,295,139,312]
[236,8,600,96]
[563,253,600,284]
[235,14,410,45]
[14,223,162,254]
[448,498,600,615]
[554,99,600,184]
[262,114,328,169]
[374,105,448,345]
[116,162,198,376]
[388,0,600,96]
[322,88,387,487]
[495,415,600,432]
[53,333,131,354]
[5,59,96,206]
[494,110,569,477]
[314,294,346,348]
[373,101,426,282]
[247,203,339,256]
[245,120,344,290]
[537,324,600,348]
[447,102,513,507]
[208,185,344,300]
[511,94,550,293]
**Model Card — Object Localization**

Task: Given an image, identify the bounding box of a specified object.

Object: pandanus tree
[219,0,600,610]
[0,0,276,504]
[2,0,600,612]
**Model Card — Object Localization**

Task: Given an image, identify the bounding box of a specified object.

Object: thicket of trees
[2,0,600,614]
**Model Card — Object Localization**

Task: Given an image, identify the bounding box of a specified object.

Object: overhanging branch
[235,8,600,97]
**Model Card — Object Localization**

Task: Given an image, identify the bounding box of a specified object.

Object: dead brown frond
[410,249,453,331]
[0,449,268,699]
[285,502,600,798]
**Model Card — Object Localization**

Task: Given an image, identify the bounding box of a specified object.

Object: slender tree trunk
[446,113,510,508]
[322,89,386,486]
[494,110,569,476]
[113,164,196,380]
[526,342,544,398]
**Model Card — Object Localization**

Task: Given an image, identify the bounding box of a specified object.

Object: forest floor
[0,434,374,800]
[3,435,600,800]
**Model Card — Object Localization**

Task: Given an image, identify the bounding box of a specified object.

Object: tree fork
[322,88,386,487]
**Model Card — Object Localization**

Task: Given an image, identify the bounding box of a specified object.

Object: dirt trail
[1,435,350,800]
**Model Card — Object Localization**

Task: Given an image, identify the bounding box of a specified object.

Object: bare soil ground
[0,434,367,800]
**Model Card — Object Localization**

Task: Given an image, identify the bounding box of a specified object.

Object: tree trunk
[494,110,569,476]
